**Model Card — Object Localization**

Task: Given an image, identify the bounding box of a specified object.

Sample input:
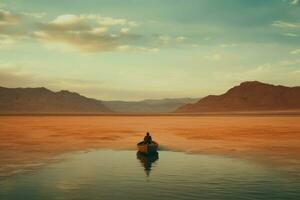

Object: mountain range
[0,86,198,113]
[103,98,199,113]
[176,81,300,113]
[0,87,111,113]
[1,81,300,114]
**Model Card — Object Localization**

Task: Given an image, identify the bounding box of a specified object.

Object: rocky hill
[0,87,111,113]
[176,81,300,113]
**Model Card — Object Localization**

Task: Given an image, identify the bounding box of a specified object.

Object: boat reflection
[136,152,159,176]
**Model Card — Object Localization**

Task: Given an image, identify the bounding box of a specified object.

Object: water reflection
[1,150,300,200]
[136,152,159,176]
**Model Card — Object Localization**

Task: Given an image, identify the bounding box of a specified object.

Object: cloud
[0,9,20,26]
[50,14,82,25]
[156,35,190,46]
[272,20,300,29]
[0,9,160,53]
[34,30,119,52]
[283,33,298,37]
[120,27,130,34]
[96,16,137,27]
[290,49,300,55]
[0,9,33,35]
[34,14,144,52]
[0,7,199,53]
[0,8,197,53]
[289,0,299,5]
[90,26,108,34]
[51,14,138,27]
[0,9,30,48]
[220,43,238,48]
[175,36,186,43]
[117,45,159,53]
[157,35,171,45]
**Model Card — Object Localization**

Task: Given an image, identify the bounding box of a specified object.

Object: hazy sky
[0,0,299,100]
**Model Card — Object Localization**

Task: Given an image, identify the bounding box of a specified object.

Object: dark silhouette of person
[143,132,152,144]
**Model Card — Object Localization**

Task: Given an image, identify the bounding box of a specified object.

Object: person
[143,132,152,144]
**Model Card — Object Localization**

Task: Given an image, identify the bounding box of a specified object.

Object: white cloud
[117,45,159,53]
[158,35,171,45]
[117,45,130,50]
[0,9,198,53]
[289,0,299,5]
[49,14,139,27]
[290,49,300,55]
[120,27,130,34]
[157,35,189,45]
[96,16,127,26]
[272,20,300,28]
[175,36,186,43]
[50,14,82,25]
[220,43,238,48]
[128,21,138,27]
[33,14,145,53]
[283,33,298,37]
[79,14,138,27]
[90,26,108,34]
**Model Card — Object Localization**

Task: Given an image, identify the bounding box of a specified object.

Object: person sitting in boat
[144,132,152,144]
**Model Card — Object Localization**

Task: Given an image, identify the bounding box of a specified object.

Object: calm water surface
[1,150,299,200]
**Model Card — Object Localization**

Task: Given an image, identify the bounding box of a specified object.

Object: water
[1,150,300,200]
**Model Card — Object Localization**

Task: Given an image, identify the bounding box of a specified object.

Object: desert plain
[1,114,300,177]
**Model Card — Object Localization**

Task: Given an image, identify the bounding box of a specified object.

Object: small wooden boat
[137,141,158,155]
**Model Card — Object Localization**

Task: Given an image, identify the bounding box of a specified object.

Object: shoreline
[1,110,300,117]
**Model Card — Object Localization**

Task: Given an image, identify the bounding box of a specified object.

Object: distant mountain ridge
[176,81,300,113]
[103,98,199,113]
[0,86,199,113]
[0,86,111,113]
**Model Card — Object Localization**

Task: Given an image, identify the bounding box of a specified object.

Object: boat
[137,141,158,155]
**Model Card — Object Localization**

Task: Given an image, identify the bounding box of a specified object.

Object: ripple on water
[0,150,300,200]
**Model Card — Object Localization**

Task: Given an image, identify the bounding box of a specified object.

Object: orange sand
[1,115,300,176]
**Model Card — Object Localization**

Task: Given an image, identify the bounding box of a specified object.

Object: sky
[0,0,299,100]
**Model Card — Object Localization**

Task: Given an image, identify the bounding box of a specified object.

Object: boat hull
[137,141,158,155]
